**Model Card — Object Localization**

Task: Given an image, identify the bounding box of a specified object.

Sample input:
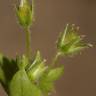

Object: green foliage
[0,54,6,84]
[0,54,18,93]
[0,0,91,96]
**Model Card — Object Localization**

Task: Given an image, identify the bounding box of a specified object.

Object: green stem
[51,52,61,67]
[25,27,31,60]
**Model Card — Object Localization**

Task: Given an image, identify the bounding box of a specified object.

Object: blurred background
[0,0,96,96]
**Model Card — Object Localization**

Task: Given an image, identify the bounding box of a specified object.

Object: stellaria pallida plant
[0,0,92,96]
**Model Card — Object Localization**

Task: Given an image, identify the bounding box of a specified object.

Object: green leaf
[0,54,5,84]
[0,54,18,93]
[0,67,6,85]
[9,69,42,96]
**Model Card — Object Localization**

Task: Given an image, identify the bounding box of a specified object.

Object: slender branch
[25,27,31,60]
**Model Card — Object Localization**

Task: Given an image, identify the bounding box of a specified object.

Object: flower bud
[16,0,33,28]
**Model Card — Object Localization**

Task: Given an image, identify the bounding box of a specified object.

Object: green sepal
[47,66,64,81]
[16,55,29,69]
[27,51,47,82]
[38,71,54,95]
[27,50,44,72]
[38,66,64,95]
[28,60,47,82]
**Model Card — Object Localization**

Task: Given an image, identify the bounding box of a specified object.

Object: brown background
[0,0,96,96]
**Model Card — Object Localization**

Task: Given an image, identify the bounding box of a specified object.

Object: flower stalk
[51,52,61,67]
[25,27,31,60]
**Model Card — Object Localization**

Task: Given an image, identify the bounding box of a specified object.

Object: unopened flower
[16,0,33,28]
